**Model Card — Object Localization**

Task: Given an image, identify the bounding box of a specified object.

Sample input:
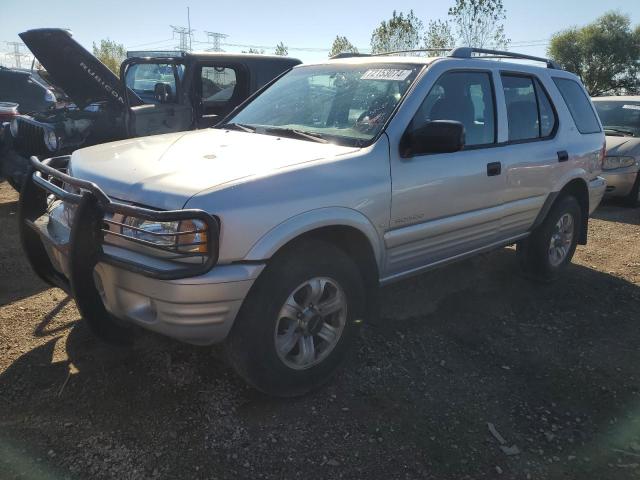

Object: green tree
[274,42,289,56]
[92,38,127,73]
[448,0,509,49]
[329,35,359,58]
[370,10,424,54]
[423,20,456,52]
[548,12,640,96]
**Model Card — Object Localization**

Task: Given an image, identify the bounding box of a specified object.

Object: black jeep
[1,28,300,189]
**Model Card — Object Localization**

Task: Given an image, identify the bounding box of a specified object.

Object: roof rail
[450,47,562,69]
[329,52,372,59]
[372,48,453,57]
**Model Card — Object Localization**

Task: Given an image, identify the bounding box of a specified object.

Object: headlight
[44,89,56,103]
[43,129,59,152]
[121,217,208,253]
[9,118,18,137]
[602,156,636,170]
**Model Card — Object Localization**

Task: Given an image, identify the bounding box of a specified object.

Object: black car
[1,28,301,189]
[0,66,69,114]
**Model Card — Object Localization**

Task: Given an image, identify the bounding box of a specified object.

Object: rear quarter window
[552,78,601,134]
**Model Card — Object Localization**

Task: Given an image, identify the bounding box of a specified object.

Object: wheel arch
[244,208,383,307]
[537,177,590,245]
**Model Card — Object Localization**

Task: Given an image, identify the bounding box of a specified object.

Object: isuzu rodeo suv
[19,48,606,396]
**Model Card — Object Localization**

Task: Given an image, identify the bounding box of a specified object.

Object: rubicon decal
[80,61,125,105]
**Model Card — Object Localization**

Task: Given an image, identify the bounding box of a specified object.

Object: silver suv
[20,48,606,396]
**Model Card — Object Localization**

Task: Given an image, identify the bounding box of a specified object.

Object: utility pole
[170,25,194,52]
[6,42,29,69]
[204,31,228,52]
[187,7,192,51]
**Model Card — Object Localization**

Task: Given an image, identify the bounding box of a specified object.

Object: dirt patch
[1,180,640,480]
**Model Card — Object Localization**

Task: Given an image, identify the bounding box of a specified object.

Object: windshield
[594,101,640,136]
[223,63,422,146]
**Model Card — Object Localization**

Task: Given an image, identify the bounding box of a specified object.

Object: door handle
[557,150,569,162]
[487,162,502,176]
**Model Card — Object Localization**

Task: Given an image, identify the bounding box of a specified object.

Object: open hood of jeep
[19,28,130,110]
[69,129,360,210]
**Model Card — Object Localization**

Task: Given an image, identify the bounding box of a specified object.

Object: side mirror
[154,83,172,104]
[400,120,465,157]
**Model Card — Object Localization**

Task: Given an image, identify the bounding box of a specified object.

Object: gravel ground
[1,180,640,480]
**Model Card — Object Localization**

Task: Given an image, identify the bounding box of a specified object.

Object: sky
[1,0,639,67]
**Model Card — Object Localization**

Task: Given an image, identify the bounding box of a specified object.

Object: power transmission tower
[170,25,194,52]
[205,31,228,52]
[6,42,29,68]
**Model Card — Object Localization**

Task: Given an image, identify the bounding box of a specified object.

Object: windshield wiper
[264,127,329,144]
[604,127,634,136]
[221,122,256,133]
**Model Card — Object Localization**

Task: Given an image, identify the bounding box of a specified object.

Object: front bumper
[20,155,258,345]
[602,166,639,198]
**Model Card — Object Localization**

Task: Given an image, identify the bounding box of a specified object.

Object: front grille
[15,119,48,155]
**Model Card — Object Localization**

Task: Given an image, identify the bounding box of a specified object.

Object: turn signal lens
[177,220,208,253]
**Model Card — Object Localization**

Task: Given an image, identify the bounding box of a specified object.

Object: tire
[226,239,365,397]
[623,172,640,208]
[7,175,21,192]
[517,195,581,282]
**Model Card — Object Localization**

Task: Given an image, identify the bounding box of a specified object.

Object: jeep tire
[226,239,365,397]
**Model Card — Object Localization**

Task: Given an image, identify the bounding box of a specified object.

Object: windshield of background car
[226,63,423,146]
[594,101,640,136]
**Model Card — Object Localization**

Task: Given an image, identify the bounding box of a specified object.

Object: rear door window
[501,74,557,141]
[412,71,496,147]
[201,66,238,113]
[553,78,601,134]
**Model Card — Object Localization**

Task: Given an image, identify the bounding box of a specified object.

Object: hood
[19,28,129,110]
[70,129,360,210]
[605,135,640,157]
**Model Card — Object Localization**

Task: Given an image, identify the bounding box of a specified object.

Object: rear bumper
[588,176,606,214]
[602,167,638,198]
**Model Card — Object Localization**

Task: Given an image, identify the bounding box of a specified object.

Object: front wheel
[226,239,365,397]
[517,195,581,282]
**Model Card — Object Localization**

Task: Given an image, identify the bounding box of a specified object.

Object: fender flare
[244,207,384,269]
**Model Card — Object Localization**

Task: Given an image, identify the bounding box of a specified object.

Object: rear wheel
[226,239,365,397]
[517,195,581,282]
[623,172,640,208]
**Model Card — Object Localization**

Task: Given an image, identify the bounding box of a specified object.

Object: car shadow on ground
[2,248,640,479]
[592,200,640,225]
[0,200,48,305]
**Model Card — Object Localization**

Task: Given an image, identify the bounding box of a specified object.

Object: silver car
[592,96,640,207]
[19,48,606,396]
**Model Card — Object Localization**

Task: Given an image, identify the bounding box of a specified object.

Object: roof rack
[450,47,562,69]
[331,47,563,70]
[372,48,453,57]
[329,52,372,59]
